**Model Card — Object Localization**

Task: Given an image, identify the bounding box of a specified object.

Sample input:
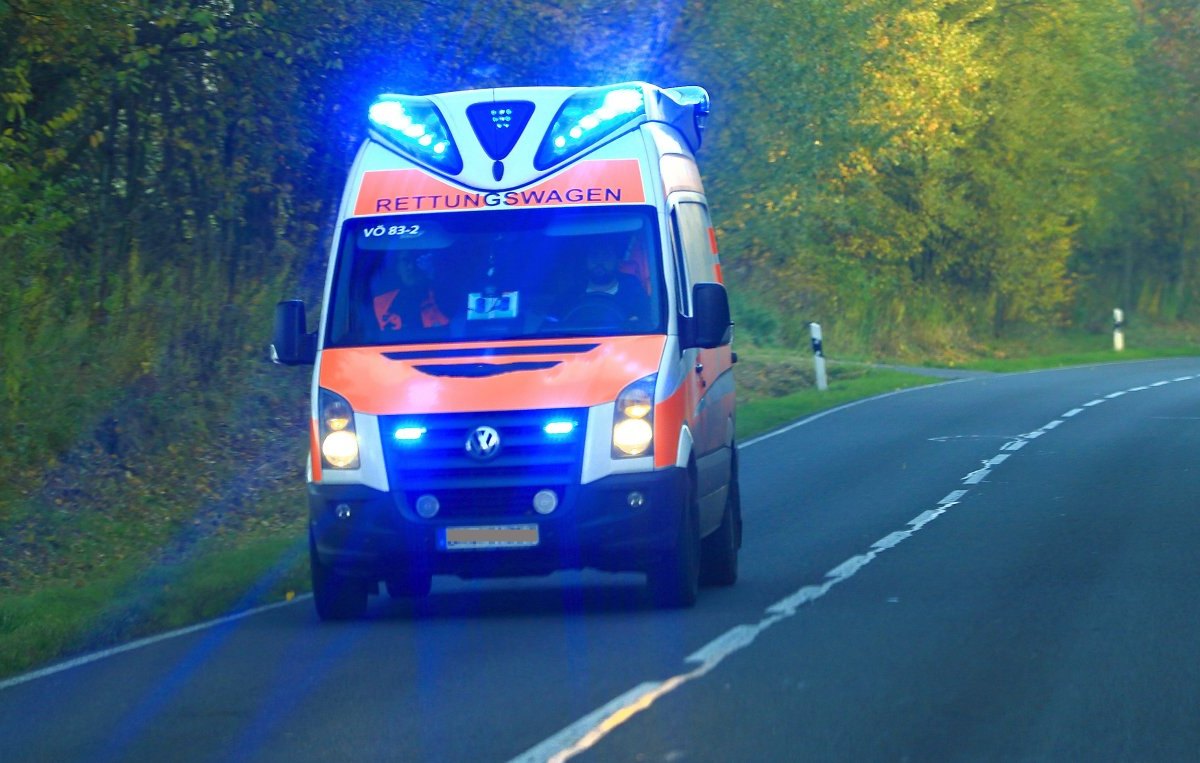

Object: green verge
[736,367,939,440]
[954,346,1198,373]
[0,527,309,679]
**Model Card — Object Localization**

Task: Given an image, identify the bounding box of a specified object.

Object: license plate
[442,524,539,550]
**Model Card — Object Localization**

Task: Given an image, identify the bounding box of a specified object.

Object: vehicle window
[324,206,665,347]
[669,207,690,315]
[674,201,718,288]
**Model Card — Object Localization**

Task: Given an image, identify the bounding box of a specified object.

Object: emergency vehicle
[272,81,740,619]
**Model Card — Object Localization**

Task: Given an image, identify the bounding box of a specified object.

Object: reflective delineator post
[810,322,828,391]
[1113,308,1125,352]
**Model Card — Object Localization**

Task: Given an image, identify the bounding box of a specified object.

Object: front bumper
[309,468,688,580]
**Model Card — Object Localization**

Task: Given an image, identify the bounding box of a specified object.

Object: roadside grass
[1,332,1196,681]
[0,561,144,679]
[956,345,1198,373]
[736,364,938,440]
[0,522,309,679]
[946,323,1198,372]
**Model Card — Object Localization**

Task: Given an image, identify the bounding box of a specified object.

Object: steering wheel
[561,294,628,327]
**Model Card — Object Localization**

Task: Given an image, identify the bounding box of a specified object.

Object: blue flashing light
[534,84,646,170]
[543,420,577,436]
[394,426,427,442]
[369,95,463,175]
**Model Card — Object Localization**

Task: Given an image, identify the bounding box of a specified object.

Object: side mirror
[684,282,733,349]
[271,300,316,366]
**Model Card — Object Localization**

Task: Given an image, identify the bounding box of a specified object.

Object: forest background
[1,0,1198,661]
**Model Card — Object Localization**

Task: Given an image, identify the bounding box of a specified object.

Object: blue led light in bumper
[394,426,427,442]
[543,420,577,436]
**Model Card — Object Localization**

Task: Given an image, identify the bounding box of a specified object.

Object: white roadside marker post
[1113,308,1125,352]
[810,322,828,391]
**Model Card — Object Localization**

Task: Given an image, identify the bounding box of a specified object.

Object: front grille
[379,409,585,519]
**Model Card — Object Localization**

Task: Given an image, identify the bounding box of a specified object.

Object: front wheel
[647,473,700,608]
[310,533,368,621]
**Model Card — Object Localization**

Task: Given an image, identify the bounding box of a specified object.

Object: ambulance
[272,81,740,619]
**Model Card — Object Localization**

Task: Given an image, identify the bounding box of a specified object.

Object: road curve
[2,358,1198,762]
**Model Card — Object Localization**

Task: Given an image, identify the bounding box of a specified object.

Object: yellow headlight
[613,417,653,456]
[322,430,359,468]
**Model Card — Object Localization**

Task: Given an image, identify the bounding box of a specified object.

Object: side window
[670,208,689,314]
[672,201,718,315]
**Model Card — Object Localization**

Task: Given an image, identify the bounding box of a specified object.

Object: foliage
[671,0,1196,350]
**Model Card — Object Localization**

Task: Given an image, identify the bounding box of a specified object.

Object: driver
[562,239,650,324]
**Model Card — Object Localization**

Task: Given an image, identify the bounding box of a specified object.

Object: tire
[310,533,368,621]
[647,471,701,608]
[700,450,741,587]
[386,568,433,599]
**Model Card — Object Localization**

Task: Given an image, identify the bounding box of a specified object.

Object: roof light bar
[534,84,646,170]
[369,95,463,175]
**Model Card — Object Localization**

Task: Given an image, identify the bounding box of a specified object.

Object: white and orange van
[272,82,740,619]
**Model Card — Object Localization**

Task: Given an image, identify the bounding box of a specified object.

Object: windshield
[324,206,665,347]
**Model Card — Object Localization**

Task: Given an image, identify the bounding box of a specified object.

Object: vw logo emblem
[465,425,501,460]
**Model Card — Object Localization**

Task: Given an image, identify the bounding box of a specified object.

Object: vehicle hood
[319,336,666,415]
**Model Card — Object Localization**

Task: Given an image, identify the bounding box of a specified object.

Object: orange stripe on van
[709,227,724,283]
[320,336,666,415]
[654,384,686,469]
[353,160,645,217]
[309,420,323,483]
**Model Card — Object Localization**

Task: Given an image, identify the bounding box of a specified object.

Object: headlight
[319,389,360,469]
[612,374,655,457]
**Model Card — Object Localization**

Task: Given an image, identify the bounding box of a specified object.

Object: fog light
[533,489,559,515]
[335,503,353,520]
[415,494,440,518]
[627,491,645,508]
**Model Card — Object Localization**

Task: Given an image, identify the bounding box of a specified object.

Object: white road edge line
[0,596,311,692]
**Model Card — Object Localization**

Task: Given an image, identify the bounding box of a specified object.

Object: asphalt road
[2,358,1198,762]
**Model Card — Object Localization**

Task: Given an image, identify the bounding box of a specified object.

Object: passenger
[371,251,449,332]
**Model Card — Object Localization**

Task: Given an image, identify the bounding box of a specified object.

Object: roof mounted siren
[534,83,648,170]
[534,83,713,169]
[368,94,464,175]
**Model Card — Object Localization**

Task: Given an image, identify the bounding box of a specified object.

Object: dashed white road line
[511,371,1200,762]
[962,468,991,484]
